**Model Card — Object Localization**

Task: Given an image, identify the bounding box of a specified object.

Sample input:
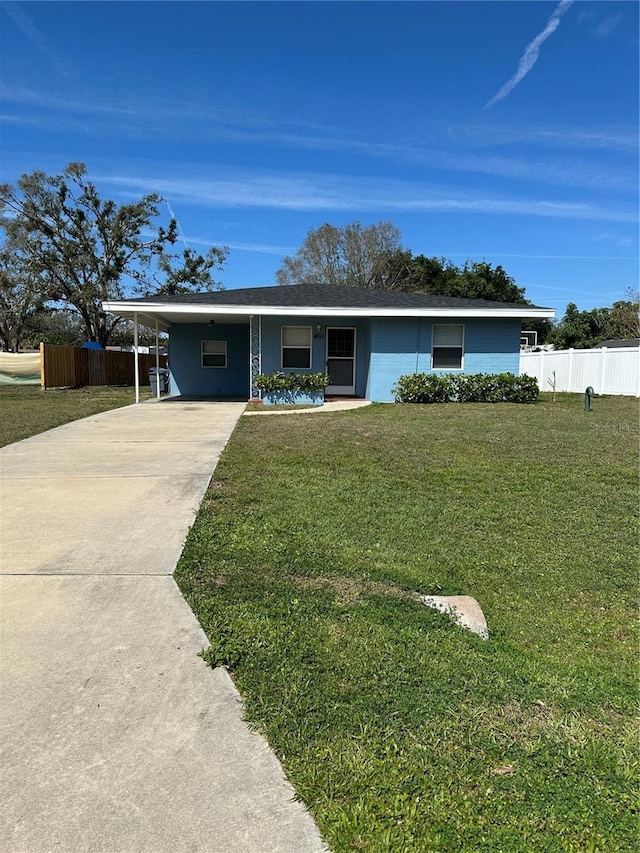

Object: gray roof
[130,284,550,311]
[599,338,640,348]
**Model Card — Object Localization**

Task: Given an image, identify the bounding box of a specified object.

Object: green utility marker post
[584,386,594,413]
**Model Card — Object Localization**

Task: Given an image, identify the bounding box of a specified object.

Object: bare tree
[276,221,405,288]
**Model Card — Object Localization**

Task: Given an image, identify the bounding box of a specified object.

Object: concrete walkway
[0,401,327,853]
[243,399,372,416]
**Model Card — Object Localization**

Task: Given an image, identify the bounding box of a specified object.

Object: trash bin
[149,367,170,395]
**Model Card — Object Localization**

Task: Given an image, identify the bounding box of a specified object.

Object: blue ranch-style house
[103,284,555,403]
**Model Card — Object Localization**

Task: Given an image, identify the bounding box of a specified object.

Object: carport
[102,298,257,402]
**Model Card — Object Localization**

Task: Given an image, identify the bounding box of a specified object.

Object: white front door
[326,327,356,395]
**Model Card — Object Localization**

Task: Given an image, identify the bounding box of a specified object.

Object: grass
[0,384,153,447]
[175,393,639,852]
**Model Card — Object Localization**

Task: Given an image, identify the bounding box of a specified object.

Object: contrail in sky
[484,0,575,109]
[165,201,188,248]
[3,2,70,77]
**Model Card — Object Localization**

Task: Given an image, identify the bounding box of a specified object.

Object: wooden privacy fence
[40,343,167,389]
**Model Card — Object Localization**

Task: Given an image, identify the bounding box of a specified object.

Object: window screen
[282,326,311,368]
[201,340,227,368]
[432,325,463,369]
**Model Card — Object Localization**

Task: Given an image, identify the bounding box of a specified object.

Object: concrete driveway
[0,400,327,853]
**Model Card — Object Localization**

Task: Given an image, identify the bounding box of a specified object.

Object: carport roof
[103,284,555,330]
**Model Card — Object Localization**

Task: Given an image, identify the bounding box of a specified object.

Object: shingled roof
[123,284,549,311]
[104,284,555,328]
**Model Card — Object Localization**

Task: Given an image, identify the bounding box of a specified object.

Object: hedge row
[392,372,539,404]
[255,371,330,393]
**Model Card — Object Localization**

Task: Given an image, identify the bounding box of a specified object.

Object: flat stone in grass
[419,595,489,639]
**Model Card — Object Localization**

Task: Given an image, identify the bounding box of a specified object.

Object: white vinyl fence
[520,347,640,397]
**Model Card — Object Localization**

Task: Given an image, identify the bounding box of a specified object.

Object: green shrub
[393,372,539,404]
[255,371,330,394]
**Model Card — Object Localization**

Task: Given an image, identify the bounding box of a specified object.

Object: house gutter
[103,302,555,321]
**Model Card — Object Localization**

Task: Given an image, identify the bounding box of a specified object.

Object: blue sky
[1,0,637,318]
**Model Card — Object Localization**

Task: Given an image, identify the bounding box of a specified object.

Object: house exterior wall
[166,316,522,401]
[367,318,522,402]
[259,315,370,397]
[168,323,249,397]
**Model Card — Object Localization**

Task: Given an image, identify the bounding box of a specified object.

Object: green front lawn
[0,385,153,447]
[175,395,638,852]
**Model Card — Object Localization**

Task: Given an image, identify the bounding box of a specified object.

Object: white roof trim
[103,301,555,320]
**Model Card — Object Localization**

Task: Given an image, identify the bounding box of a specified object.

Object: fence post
[568,348,574,392]
[600,347,607,394]
[40,342,45,389]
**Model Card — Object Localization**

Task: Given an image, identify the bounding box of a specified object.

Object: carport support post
[134,312,140,404]
[250,314,262,401]
[155,319,160,399]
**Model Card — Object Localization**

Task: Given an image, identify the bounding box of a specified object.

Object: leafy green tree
[383,252,460,294]
[152,246,227,296]
[0,163,228,346]
[549,303,611,349]
[0,242,47,352]
[277,222,530,304]
[21,308,86,349]
[391,256,528,303]
[607,289,640,340]
[21,309,166,350]
[449,261,528,304]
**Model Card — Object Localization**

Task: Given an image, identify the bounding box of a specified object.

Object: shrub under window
[392,372,539,404]
[255,372,329,393]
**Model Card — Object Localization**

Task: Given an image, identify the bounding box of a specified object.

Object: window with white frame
[201,340,227,368]
[281,326,311,369]
[432,324,464,369]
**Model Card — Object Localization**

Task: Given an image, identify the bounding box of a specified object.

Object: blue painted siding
[260,316,370,397]
[368,318,522,402]
[463,320,521,375]
[166,315,521,402]
[263,391,324,406]
[168,323,249,397]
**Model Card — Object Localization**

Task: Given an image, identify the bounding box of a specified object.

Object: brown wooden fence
[40,343,167,389]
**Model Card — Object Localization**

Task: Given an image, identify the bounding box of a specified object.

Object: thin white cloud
[445,253,637,261]
[139,230,293,256]
[413,150,634,194]
[184,236,296,256]
[485,0,575,109]
[440,121,638,153]
[594,14,623,38]
[94,169,637,224]
[592,231,635,248]
[3,3,70,77]
[3,85,636,162]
